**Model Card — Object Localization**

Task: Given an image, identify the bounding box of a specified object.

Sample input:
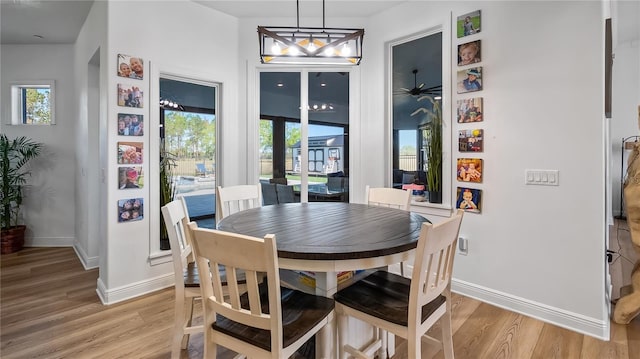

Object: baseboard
[96,273,174,305]
[24,236,74,247]
[73,243,99,269]
[451,278,609,340]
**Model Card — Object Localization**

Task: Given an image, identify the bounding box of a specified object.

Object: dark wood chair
[334,209,464,359]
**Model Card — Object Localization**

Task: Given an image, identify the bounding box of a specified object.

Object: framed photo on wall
[118,166,144,189]
[456,97,483,123]
[459,129,484,152]
[456,187,482,213]
[456,158,483,183]
[457,67,483,94]
[117,142,143,164]
[118,198,144,222]
[457,10,481,38]
[117,84,144,108]
[117,54,143,80]
[458,40,481,66]
[118,113,143,136]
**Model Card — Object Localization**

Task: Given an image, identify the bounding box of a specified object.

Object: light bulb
[321,104,327,110]
[324,46,334,56]
[313,104,319,110]
[289,45,299,55]
[341,43,351,56]
[271,40,281,54]
[308,39,316,52]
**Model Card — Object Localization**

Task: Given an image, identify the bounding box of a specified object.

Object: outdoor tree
[25,88,51,124]
[259,120,273,158]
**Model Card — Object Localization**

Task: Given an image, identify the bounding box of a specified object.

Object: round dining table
[217,202,430,272]
[217,202,431,359]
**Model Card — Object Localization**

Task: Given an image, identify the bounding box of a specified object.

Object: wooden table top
[217,202,430,261]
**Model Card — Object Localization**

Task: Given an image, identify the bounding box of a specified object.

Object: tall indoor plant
[411,96,443,203]
[1,134,43,253]
[159,139,177,250]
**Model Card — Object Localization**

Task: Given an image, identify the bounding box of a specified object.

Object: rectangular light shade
[258,26,364,65]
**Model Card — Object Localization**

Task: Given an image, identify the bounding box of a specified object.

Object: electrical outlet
[458,237,468,255]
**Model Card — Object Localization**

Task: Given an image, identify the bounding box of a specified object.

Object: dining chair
[161,199,203,359]
[269,177,288,185]
[261,182,279,206]
[365,185,411,210]
[334,209,464,359]
[276,184,296,203]
[216,184,262,226]
[187,224,335,358]
[366,185,412,276]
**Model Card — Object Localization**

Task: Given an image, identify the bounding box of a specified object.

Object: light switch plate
[525,170,559,186]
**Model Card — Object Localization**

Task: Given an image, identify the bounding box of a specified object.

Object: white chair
[161,200,202,358]
[366,185,412,277]
[365,185,411,210]
[334,209,464,359]
[216,184,262,226]
[187,224,335,358]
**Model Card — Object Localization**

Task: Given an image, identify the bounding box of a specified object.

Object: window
[390,28,449,206]
[11,81,55,125]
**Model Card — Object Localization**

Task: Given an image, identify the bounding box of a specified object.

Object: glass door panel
[307,71,349,202]
[259,71,349,203]
[259,72,301,203]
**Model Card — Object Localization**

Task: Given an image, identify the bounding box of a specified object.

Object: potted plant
[159,139,177,250]
[1,134,43,254]
[411,96,443,203]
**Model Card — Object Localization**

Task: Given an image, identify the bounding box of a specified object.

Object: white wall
[1,44,76,248]
[361,1,608,338]
[73,0,107,272]
[88,1,240,303]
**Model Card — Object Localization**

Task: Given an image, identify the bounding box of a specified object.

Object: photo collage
[456,10,484,214]
[116,54,145,222]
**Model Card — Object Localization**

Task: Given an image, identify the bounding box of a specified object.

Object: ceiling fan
[396,69,442,97]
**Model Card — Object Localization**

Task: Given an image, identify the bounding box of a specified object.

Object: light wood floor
[1,220,638,359]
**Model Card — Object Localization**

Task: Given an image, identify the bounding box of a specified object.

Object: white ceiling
[0,0,405,44]
[1,1,637,45]
[194,0,406,18]
[0,0,95,44]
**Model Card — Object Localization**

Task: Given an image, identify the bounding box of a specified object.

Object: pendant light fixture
[258,0,364,65]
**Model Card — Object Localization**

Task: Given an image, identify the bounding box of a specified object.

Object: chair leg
[337,311,349,359]
[181,297,195,348]
[441,310,455,359]
[204,331,217,359]
[378,328,388,359]
[172,293,186,358]
[407,336,421,359]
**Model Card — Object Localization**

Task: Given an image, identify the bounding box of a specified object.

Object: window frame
[386,25,452,212]
[10,80,56,125]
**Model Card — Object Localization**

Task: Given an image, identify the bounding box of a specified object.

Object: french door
[259,70,350,203]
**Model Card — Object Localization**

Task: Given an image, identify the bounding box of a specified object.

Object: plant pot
[1,225,26,254]
[428,191,442,204]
